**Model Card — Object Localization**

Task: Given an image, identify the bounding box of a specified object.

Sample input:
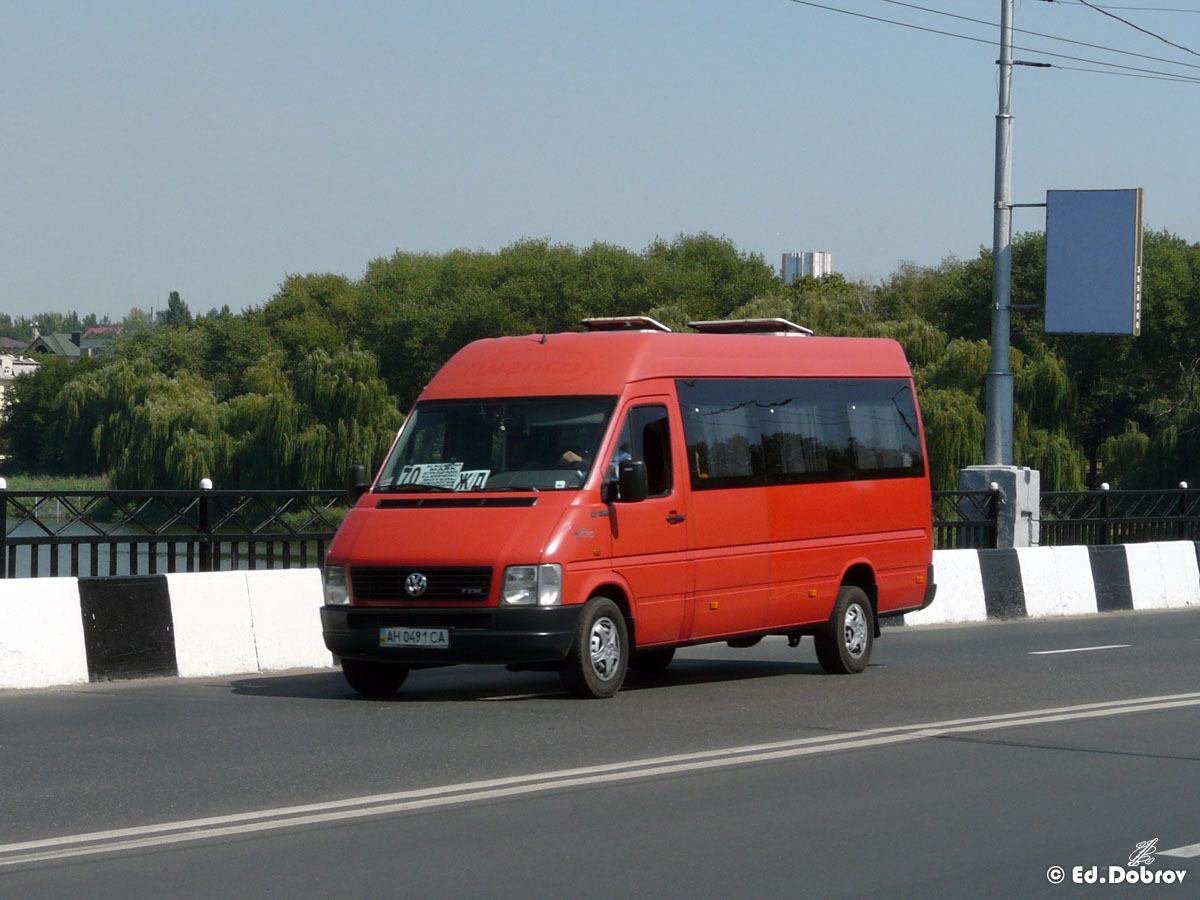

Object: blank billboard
[1044,188,1143,336]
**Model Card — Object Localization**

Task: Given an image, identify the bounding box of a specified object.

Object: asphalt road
[2,609,1199,899]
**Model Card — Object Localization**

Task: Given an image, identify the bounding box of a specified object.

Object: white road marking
[1028,644,1132,655]
[1160,842,1200,858]
[3,690,1200,868]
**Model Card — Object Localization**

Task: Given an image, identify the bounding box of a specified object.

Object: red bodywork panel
[420,332,914,400]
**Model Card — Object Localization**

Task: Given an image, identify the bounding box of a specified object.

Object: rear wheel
[629,646,675,673]
[341,659,410,696]
[814,586,874,674]
[560,597,628,698]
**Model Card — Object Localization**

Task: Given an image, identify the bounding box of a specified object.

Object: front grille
[350,566,493,603]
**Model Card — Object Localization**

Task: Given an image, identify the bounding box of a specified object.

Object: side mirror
[616,459,648,503]
[346,464,369,504]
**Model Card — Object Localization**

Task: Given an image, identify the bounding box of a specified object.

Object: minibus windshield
[376,397,617,493]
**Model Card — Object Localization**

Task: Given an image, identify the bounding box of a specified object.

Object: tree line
[3,231,1198,491]
[0,292,233,341]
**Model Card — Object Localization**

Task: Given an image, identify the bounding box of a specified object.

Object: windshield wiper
[478,485,540,493]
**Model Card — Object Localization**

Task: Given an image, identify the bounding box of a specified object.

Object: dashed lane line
[1028,644,1132,655]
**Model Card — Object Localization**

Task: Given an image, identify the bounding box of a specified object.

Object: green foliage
[0,311,90,342]
[1,356,107,474]
[7,334,401,489]
[0,473,109,491]
[8,229,1200,492]
[88,349,403,490]
[1099,422,1151,487]
[159,291,192,327]
[890,228,1200,487]
[917,387,985,494]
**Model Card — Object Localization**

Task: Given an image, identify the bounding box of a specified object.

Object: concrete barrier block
[245,569,333,671]
[905,550,987,625]
[80,576,178,681]
[1024,546,1097,618]
[1139,542,1200,609]
[1054,545,1100,615]
[0,577,88,689]
[1015,548,1058,618]
[1126,543,1167,612]
[166,571,258,677]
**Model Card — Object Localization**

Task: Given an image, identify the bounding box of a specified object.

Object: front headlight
[323,565,349,606]
[501,564,563,607]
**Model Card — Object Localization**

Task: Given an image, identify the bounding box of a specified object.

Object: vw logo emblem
[405,572,428,597]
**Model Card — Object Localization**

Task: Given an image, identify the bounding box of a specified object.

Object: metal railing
[0,487,350,578]
[10,482,1195,578]
[1040,487,1200,547]
[932,489,1000,550]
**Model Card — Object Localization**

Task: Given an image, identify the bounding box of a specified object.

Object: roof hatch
[581,316,672,333]
[686,318,814,336]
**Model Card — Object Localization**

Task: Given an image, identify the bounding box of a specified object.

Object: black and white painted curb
[3,542,1199,691]
[905,541,1200,626]
[0,569,332,691]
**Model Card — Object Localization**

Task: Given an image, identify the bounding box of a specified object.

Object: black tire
[814,586,874,675]
[341,659,410,696]
[628,646,675,673]
[560,597,629,698]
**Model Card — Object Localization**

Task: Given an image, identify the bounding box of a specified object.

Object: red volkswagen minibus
[321,318,935,698]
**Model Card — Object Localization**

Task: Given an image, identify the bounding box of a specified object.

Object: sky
[2,1,1198,322]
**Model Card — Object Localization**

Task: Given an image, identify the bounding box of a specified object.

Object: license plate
[380,627,449,649]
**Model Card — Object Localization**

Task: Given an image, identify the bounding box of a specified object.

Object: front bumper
[321,605,583,665]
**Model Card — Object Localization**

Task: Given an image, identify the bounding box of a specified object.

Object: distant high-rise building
[782,251,834,283]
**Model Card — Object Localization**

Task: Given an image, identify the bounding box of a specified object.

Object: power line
[1041,0,1200,57]
[879,0,1200,71]
[785,0,1200,83]
[1053,62,1200,79]
[1055,3,1200,15]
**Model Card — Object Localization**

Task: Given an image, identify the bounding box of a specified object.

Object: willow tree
[2,356,106,474]
[51,343,403,490]
[284,347,404,487]
[93,369,233,489]
[917,388,986,492]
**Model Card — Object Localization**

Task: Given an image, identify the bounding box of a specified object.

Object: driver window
[605,405,673,498]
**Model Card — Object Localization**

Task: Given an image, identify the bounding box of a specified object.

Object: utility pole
[962,0,1039,550]
[985,0,1015,465]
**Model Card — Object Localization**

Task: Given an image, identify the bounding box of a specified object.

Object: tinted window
[675,379,763,489]
[604,405,673,498]
[677,378,924,490]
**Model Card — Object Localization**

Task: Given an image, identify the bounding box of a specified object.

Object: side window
[842,380,924,478]
[605,405,673,498]
[679,377,924,488]
[677,379,763,489]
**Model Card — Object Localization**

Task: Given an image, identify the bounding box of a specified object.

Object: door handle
[666,513,686,524]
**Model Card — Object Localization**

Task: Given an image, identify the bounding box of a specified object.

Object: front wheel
[814,586,874,674]
[560,597,629,698]
[341,659,410,696]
